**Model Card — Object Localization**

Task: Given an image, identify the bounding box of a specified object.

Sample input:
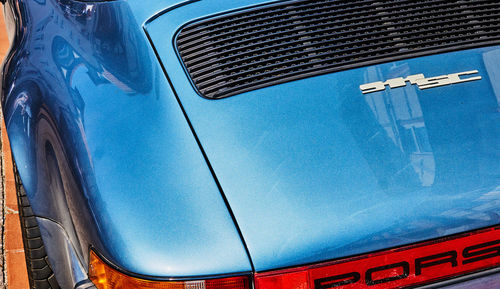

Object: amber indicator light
[89,251,249,289]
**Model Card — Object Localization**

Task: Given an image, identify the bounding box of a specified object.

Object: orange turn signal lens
[89,250,250,289]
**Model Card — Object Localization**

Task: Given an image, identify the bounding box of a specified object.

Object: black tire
[14,165,61,289]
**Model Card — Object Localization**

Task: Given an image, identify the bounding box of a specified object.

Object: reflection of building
[484,49,500,110]
[363,65,435,186]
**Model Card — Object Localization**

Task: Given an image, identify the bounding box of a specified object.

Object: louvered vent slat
[176,0,500,99]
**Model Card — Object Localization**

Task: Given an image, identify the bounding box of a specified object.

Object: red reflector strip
[255,226,500,289]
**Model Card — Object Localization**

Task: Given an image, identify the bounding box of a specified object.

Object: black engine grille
[176,0,500,99]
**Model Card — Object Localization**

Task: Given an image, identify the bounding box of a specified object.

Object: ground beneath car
[0,6,30,289]
[1,117,30,289]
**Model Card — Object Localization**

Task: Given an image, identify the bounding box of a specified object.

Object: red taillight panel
[255,226,500,289]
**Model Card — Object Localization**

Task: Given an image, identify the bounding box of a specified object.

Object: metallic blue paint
[1,0,499,287]
[1,0,250,281]
[146,0,500,272]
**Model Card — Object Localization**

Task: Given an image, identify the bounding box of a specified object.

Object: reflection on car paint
[2,0,499,287]
[362,64,436,187]
[2,0,251,285]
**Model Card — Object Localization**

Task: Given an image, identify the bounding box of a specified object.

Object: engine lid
[146,0,500,272]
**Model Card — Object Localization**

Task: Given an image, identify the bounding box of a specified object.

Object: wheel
[14,165,61,289]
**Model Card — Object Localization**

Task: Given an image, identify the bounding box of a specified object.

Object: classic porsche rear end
[1,0,500,288]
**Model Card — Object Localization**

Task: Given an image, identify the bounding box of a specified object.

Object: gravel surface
[0,110,6,288]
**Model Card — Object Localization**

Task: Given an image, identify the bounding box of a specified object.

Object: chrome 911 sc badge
[360,70,482,94]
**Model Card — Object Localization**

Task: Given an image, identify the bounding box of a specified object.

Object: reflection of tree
[89,2,152,94]
[49,1,152,94]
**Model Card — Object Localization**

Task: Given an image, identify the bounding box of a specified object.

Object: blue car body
[1,0,499,288]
